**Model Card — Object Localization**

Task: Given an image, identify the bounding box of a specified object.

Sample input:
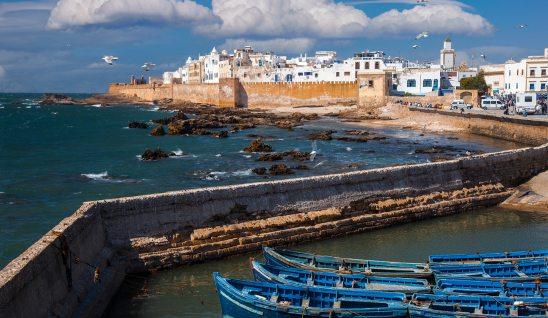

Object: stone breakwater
[1,144,547,318]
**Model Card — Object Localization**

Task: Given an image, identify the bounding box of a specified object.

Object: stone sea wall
[408,107,548,146]
[108,80,358,109]
[1,144,547,317]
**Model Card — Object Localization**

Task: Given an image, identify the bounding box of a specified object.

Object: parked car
[450,99,472,110]
[515,93,537,115]
[481,98,504,110]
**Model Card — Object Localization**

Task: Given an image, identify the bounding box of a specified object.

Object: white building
[440,37,456,70]
[314,51,337,65]
[397,66,442,95]
[503,48,548,94]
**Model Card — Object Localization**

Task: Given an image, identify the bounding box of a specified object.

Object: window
[304,72,313,76]
[257,73,261,77]
[423,79,432,87]
[344,71,351,76]
[355,62,360,70]
[529,83,535,90]
[336,72,340,77]
[516,83,518,89]
[258,60,263,67]
[521,70,524,75]
[365,62,370,69]
[525,96,533,102]
[368,80,374,87]
[542,69,547,76]
[407,79,416,87]
[530,69,535,76]
[315,73,318,78]
[298,72,304,76]
[374,62,380,69]
[541,83,546,90]
[433,79,439,88]
[508,70,511,76]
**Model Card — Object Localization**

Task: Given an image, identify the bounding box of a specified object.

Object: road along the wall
[1,144,547,318]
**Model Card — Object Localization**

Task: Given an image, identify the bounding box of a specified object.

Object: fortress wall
[1,143,547,317]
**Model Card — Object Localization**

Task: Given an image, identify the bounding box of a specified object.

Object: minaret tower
[440,37,456,70]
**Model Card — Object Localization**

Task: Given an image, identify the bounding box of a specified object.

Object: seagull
[416,0,428,4]
[415,31,429,40]
[141,62,156,72]
[412,44,420,49]
[102,55,118,65]
[517,24,527,29]
[480,54,486,60]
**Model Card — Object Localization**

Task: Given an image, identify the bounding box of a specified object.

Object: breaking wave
[81,171,138,183]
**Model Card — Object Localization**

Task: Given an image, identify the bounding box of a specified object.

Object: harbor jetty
[0,138,546,317]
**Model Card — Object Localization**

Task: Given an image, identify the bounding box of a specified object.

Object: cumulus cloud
[47,0,218,29]
[220,38,316,54]
[367,4,494,35]
[199,0,370,38]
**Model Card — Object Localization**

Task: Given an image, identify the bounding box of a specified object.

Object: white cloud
[200,0,370,38]
[368,4,493,35]
[47,0,218,29]
[220,38,316,54]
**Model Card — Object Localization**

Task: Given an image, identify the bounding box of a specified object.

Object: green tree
[459,71,488,95]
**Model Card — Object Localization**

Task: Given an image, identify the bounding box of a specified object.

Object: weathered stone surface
[244,139,273,153]
[149,125,166,136]
[308,130,335,141]
[141,148,172,161]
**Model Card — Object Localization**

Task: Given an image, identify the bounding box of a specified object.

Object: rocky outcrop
[141,148,173,161]
[211,131,229,138]
[308,130,335,141]
[40,93,81,105]
[269,164,293,175]
[128,121,149,129]
[244,139,273,153]
[150,126,166,136]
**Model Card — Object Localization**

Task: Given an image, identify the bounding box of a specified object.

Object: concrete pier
[1,143,547,317]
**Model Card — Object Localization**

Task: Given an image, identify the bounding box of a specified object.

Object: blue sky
[0,0,546,93]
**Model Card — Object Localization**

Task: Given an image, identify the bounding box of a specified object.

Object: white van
[450,99,472,110]
[481,98,504,110]
[515,93,537,115]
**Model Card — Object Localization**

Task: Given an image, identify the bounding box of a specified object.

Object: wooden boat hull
[435,278,547,297]
[263,247,432,278]
[429,249,548,264]
[252,260,431,295]
[431,258,547,281]
[214,272,408,318]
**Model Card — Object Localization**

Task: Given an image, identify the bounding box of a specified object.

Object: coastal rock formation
[269,164,293,175]
[141,148,173,161]
[150,126,166,136]
[308,130,335,141]
[336,136,387,142]
[40,93,80,105]
[128,121,149,129]
[152,112,188,125]
[414,145,458,154]
[345,130,370,136]
[252,167,267,175]
[244,139,273,153]
[257,150,311,162]
[258,153,284,161]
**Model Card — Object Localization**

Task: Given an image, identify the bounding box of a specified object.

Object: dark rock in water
[258,153,284,161]
[308,130,335,141]
[191,128,211,135]
[152,111,189,125]
[269,164,293,175]
[244,139,273,153]
[344,130,370,136]
[252,167,267,175]
[212,131,229,138]
[293,164,310,170]
[232,123,256,131]
[40,93,79,105]
[246,134,276,140]
[141,148,172,161]
[414,145,458,154]
[283,150,311,161]
[150,125,166,136]
[337,135,387,143]
[168,118,225,135]
[128,121,149,129]
[274,120,298,130]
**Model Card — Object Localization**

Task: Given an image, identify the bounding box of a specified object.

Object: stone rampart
[1,143,547,317]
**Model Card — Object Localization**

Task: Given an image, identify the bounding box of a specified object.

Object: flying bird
[480,54,486,60]
[412,44,420,49]
[102,55,118,65]
[416,0,428,4]
[415,31,429,40]
[141,62,156,72]
[517,24,527,29]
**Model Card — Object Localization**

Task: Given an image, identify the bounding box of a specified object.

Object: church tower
[440,37,456,70]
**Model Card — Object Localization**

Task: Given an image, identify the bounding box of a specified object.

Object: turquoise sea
[0,93,525,267]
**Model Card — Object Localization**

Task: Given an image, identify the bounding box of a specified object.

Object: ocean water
[0,93,522,268]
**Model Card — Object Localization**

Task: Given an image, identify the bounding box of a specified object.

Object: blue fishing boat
[251,260,431,295]
[263,247,432,278]
[431,258,547,280]
[429,249,548,264]
[436,278,547,297]
[213,272,408,317]
[408,293,547,317]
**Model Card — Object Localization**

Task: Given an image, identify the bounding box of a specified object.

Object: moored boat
[251,260,431,295]
[213,272,408,317]
[435,278,547,297]
[263,247,432,278]
[429,249,548,264]
[408,293,547,317]
[431,258,547,281]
